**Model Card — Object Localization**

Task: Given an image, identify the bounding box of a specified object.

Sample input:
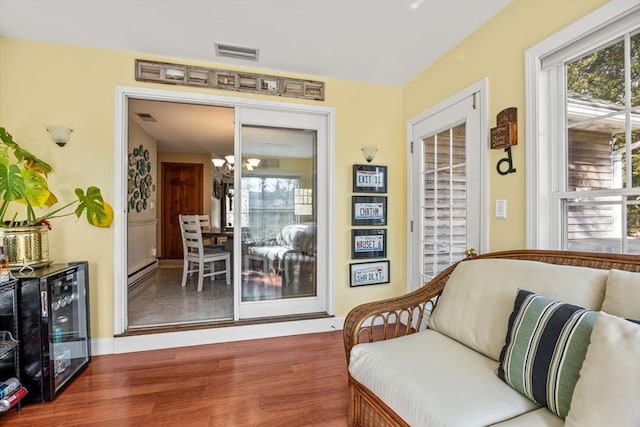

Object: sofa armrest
[343,260,460,364]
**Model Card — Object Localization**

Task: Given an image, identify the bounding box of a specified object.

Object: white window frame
[525,0,640,249]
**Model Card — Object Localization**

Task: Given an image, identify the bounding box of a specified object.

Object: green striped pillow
[497,290,596,419]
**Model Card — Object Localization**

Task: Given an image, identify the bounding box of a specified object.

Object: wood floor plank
[1,331,348,426]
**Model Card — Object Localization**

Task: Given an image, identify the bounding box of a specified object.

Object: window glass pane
[567,39,625,108]
[424,135,435,170]
[567,127,619,191]
[624,122,640,190]
[436,129,451,167]
[564,196,622,253]
[241,126,317,302]
[631,32,640,108]
[627,195,640,254]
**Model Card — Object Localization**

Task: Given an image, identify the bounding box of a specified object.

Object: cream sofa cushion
[427,258,607,360]
[489,408,563,426]
[564,312,640,427]
[601,269,640,319]
[349,330,539,427]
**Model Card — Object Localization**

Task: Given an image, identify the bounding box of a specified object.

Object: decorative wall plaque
[135,59,325,101]
[490,107,517,149]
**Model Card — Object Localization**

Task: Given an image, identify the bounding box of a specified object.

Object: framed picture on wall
[353,164,387,193]
[349,260,390,287]
[352,196,387,226]
[351,229,387,259]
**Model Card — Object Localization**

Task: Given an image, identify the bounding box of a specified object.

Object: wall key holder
[490,107,517,175]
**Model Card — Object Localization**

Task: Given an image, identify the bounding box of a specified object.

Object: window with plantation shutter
[422,123,467,277]
[408,84,486,291]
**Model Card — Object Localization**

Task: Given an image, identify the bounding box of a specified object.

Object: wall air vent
[136,113,157,122]
[215,43,259,61]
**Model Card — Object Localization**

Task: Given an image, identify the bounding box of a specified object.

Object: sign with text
[351,229,387,259]
[350,260,390,287]
[353,164,387,193]
[352,196,387,226]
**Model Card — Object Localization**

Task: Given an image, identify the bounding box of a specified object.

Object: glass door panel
[234,106,329,320]
[409,91,483,291]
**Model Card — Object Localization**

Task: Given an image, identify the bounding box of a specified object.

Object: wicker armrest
[343,260,460,364]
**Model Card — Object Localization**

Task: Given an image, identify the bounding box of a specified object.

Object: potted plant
[0,126,113,269]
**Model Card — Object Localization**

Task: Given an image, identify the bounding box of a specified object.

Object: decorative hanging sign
[491,107,518,175]
[490,107,517,149]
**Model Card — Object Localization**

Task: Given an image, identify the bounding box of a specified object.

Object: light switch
[496,199,507,219]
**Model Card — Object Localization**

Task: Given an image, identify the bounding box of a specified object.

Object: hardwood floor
[2,331,348,426]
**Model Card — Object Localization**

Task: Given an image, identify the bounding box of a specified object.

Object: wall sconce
[361,146,377,163]
[46,126,73,147]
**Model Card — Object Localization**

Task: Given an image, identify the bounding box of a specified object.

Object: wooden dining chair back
[178,214,231,292]
[198,214,215,247]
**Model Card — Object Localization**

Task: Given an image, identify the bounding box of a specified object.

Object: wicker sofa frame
[343,249,640,427]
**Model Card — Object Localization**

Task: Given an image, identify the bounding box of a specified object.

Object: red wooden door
[161,162,203,259]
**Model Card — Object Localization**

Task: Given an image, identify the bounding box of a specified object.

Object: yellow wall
[0,38,403,338]
[0,0,611,339]
[403,0,606,251]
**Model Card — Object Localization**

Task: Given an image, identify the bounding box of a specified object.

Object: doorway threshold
[118,312,332,337]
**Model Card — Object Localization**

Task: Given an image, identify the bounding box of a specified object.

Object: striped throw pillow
[497,290,597,418]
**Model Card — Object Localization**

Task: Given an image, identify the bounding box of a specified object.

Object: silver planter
[0,226,51,270]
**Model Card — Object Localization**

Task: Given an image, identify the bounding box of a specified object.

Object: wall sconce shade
[46,126,73,147]
[362,146,377,163]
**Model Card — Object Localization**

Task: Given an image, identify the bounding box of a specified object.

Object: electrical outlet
[496,199,507,219]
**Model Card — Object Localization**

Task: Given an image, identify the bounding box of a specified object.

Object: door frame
[406,79,489,292]
[113,85,336,335]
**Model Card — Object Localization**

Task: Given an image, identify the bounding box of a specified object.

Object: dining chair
[179,215,231,292]
[198,214,215,247]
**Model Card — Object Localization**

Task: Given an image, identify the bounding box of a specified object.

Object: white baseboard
[91,316,345,355]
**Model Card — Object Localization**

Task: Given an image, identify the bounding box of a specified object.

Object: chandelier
[212,155,262,179]
[212,155,235,179]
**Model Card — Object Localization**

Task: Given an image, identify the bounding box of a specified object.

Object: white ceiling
[0,0,512,154]
[0,0,512,86]
[129,99,314,157]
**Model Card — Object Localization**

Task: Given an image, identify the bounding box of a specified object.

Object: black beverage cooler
[15,262,90,403]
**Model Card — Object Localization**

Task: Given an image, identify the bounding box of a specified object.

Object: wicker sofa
[343,250,640,427]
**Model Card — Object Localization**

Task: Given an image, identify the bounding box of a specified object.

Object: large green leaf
[74,186,113,227]
[0,163,26,202]
[21,168,57,208]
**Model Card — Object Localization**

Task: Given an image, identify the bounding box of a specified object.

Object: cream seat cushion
[349,330,539,427]
[564,312,640,427]
[427,259,607,360]
[489,408,563,426]
[601,269,640,319]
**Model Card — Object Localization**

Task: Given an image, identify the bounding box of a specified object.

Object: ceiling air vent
[215,43,259,61]
[136,113,157,122]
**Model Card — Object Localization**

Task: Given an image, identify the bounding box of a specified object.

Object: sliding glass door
[234,109,329,319]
